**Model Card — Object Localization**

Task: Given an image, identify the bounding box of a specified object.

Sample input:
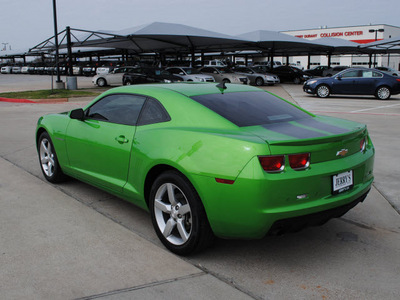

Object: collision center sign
[295,30,363,39]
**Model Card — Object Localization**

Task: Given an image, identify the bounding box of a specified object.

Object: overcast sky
[1,0,399,51]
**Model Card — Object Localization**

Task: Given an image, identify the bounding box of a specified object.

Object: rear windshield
[191,91,311,127]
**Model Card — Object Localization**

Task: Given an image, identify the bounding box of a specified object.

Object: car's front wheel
[96,78,107,87]
[37,132,67,183]
[149,171,214,255]
[375,86,391,100]
[255,77,264,86]
[293,77,301,84]
[222,78,231,84]
[316,84,330,98]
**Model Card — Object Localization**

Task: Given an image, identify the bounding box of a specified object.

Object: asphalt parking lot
[0,75,399,300]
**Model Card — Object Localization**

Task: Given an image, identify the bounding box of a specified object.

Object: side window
[86,94,146,126]
[137,98,170,126]
[362,71,373,78]
[201,67,212,73]
[169,68,179,74]
[373,71,383,78]
[341,70,359,78]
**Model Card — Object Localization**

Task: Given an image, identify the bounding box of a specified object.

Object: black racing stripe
[295,118,350,134]
[262,122,327,139]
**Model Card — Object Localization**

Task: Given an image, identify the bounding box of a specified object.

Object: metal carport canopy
[235,30,334,55]
[359,35,400,53]
[44,22,252,54]
[27,21,387,59]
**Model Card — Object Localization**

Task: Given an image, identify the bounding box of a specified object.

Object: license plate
[332,170,353,194]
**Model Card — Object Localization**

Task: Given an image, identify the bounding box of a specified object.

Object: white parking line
[310,110,400,116]
[351,103,400,113]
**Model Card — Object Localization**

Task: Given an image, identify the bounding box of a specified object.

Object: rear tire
[222,78,231,84]
[316,84,330,98]
[149,171,214,255]
[293,77,301,84]
[375,86,391,100]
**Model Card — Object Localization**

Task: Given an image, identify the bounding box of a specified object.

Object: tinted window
[191,91,311,127]
[341,70,359,78]
[183,68,200,74]
[201,67,214,73]
[86,94,146,126]
[138,98,170,125]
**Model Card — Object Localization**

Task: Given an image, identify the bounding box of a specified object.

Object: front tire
[222,78,231,84]
[375,86,391,100]
[316,84,330,98]
[149,171,214,255]
[293,77,301,84]
[255,77,264,86]
[37,132,67,183]
[96,78,107,87]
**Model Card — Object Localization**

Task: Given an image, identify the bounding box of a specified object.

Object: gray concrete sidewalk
[0,157,252,300]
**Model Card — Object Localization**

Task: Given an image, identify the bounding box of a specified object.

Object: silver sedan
[233,66,280,86]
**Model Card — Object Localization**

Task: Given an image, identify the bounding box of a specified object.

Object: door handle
[115,135,129,144]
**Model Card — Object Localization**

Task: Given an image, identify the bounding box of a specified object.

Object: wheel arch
[144,164,193,208]
[375,84,391,93]
[36,127,48,148]
[97,77,107,86]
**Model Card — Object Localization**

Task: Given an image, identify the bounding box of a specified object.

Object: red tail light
[288,153,310,170]
[396,79,400,82]
[258,155,285,172]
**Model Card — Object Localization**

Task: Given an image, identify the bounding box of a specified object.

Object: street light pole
[52,0,62,84]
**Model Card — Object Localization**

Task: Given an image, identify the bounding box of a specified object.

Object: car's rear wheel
[375,86,391,100]
[125,81,132,85]
[255,77,264,86]
[149,171,214,255]
[97,78,107,87]
[38,132,67,183]
[316,84,330,98]
[293,77,301,84]
[222,78,231,84]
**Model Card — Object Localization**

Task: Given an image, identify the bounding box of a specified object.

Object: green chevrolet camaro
[36,83,374,255]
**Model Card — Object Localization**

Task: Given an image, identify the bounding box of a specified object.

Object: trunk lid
[242,116,367,163]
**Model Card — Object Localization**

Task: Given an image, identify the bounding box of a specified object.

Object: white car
[92,66,139,87]
[1,66,12,74]
[96,66,114,75]
[166,67,215,82]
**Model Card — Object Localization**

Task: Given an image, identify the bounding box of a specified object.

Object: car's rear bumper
[191,146,374,239]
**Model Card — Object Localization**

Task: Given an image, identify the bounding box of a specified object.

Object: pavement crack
[74,273,207,300]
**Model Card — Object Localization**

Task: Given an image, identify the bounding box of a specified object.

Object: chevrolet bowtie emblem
[336,149,349,157]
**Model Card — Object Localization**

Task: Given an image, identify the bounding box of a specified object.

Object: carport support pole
[307,54,311,70]
[66,26,73,77]
[190,48,195,67]
[66,26,77,90]
[368,54,372,68]
[327,53,331,68]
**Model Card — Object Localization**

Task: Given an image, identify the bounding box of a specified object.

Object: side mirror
[336,75,342,80]
[70,108,85,121]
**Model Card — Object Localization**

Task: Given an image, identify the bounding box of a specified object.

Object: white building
[281,24,400,70]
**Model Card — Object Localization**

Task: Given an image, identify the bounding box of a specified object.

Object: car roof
[109,83,260,97]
